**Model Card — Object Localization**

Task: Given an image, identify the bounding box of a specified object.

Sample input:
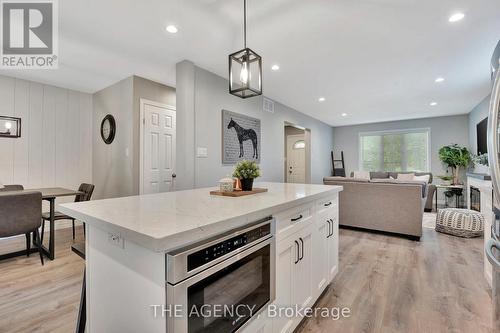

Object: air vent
[263,97,274,113]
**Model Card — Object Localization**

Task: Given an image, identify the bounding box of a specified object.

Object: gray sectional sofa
[323,171,434,240]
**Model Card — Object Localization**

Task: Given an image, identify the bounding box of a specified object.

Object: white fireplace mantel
[466,174,494,287]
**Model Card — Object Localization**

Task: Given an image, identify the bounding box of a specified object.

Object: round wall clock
[100,114,116,144]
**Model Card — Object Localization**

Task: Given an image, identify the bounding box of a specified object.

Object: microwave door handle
[487,68,500,208]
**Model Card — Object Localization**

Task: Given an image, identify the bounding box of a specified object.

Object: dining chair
[41,183,95,241]
[0,184,33,256]
[0,190,44,265]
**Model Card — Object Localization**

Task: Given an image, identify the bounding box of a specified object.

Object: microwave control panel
[187,223,271,271]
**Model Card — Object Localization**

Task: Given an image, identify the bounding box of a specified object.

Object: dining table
[25,187,83,260]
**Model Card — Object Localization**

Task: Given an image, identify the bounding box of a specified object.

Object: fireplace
[470,186,480,212]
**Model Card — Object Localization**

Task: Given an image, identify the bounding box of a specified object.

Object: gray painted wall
[176,61,334,188]
[93,76,175,199]
[93,77,133,199]
[332,115,469,178]
[468,95,490,155]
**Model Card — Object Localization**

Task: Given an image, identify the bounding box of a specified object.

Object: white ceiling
[1,0,499,126]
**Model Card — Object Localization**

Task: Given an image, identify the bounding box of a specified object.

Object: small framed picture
[0,116,21,138]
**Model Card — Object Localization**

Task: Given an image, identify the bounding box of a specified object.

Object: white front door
[141,100,176,194]
[286,134,305,183]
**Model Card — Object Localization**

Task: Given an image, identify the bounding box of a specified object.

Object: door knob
[172,173,177,178]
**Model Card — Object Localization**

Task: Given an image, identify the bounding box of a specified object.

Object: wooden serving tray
[210,188,268,197]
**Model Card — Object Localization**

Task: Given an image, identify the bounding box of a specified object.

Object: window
[293,140,305,149]
[359,128,430,172]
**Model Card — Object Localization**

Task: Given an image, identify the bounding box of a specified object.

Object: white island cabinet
[59,182,342,333]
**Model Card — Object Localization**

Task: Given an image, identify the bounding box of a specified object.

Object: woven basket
[435,208,484,238]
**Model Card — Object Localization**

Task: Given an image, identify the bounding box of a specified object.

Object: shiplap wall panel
[0,76,15,183]
[55,88,69,188]
[0,76,92,192]
[79,94,92,183]
[13,79,29,185]
[68,91,80,188]
[28,83,43,188]
[42,85,56,187]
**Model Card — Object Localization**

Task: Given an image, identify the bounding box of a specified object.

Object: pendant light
[228,0,262,99]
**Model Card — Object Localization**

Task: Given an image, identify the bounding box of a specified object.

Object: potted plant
[472,153,490,175]
[233,160,261,191]
[438,144,471,185]
[437,175,453,186]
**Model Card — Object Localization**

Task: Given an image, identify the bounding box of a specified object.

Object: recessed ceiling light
[448,12,465,23]
[341,113,347,117]
[318,97,325,102]
[430,102,438,106]
[166,25,178,33]
[271,64,280,71]
[435,77,445,83]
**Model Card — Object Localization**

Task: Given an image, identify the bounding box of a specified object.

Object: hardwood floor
[297,227,493,333]
[0,225,85,333]
[0,223,493,333]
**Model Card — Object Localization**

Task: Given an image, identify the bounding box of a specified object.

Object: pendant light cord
[243,0,247,49]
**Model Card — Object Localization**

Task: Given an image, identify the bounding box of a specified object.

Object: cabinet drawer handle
[329,219,335,237]
[294,240,300,264]
[324,202,332,207]
[291,214,303,222]
[299,238,304,261]
[327,219,332,238]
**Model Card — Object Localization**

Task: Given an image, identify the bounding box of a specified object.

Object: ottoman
[435,208,484,238]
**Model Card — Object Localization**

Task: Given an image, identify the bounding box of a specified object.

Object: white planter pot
[473,164,490,175]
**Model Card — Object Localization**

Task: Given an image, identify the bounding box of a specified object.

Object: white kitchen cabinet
[294,224,314,309]
[272,223,314,333]
[327,213,339,281]
[312,211,330,298]
[273,232,297,333]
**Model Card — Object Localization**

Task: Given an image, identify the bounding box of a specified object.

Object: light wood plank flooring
[0,223,493,333]
[0,226,85,333]
[297,227,493,333]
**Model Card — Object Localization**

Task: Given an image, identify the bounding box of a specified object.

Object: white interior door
[141,100,176,194]
[286,134,305,183]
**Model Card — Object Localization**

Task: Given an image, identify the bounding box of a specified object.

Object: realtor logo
[0,0,58,68]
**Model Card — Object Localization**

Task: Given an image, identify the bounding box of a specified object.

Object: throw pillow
[397,173,415,181]
[353,171,370,180]
[413,174,430,183]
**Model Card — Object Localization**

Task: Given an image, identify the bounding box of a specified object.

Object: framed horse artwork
[222,110,261,164]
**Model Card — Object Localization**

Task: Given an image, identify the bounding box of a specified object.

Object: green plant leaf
[232,160,261,179]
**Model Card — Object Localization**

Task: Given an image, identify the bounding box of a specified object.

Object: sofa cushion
[388,171,433,183]
[397,173,415,181]
[370,171,389,179]
[369,179,427,197]
[414,174,430,183]
[324,176,369,183]
[353,171,370,180]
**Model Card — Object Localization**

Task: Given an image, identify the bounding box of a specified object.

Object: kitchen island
[59,182,342,333]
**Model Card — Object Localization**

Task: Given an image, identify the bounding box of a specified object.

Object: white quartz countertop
[59,182,342,252]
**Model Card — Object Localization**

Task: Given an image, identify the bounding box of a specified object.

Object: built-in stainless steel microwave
[165,218,275,333]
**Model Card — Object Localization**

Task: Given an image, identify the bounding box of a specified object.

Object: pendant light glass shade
[229,0,262,99]
[229,48,262,98]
